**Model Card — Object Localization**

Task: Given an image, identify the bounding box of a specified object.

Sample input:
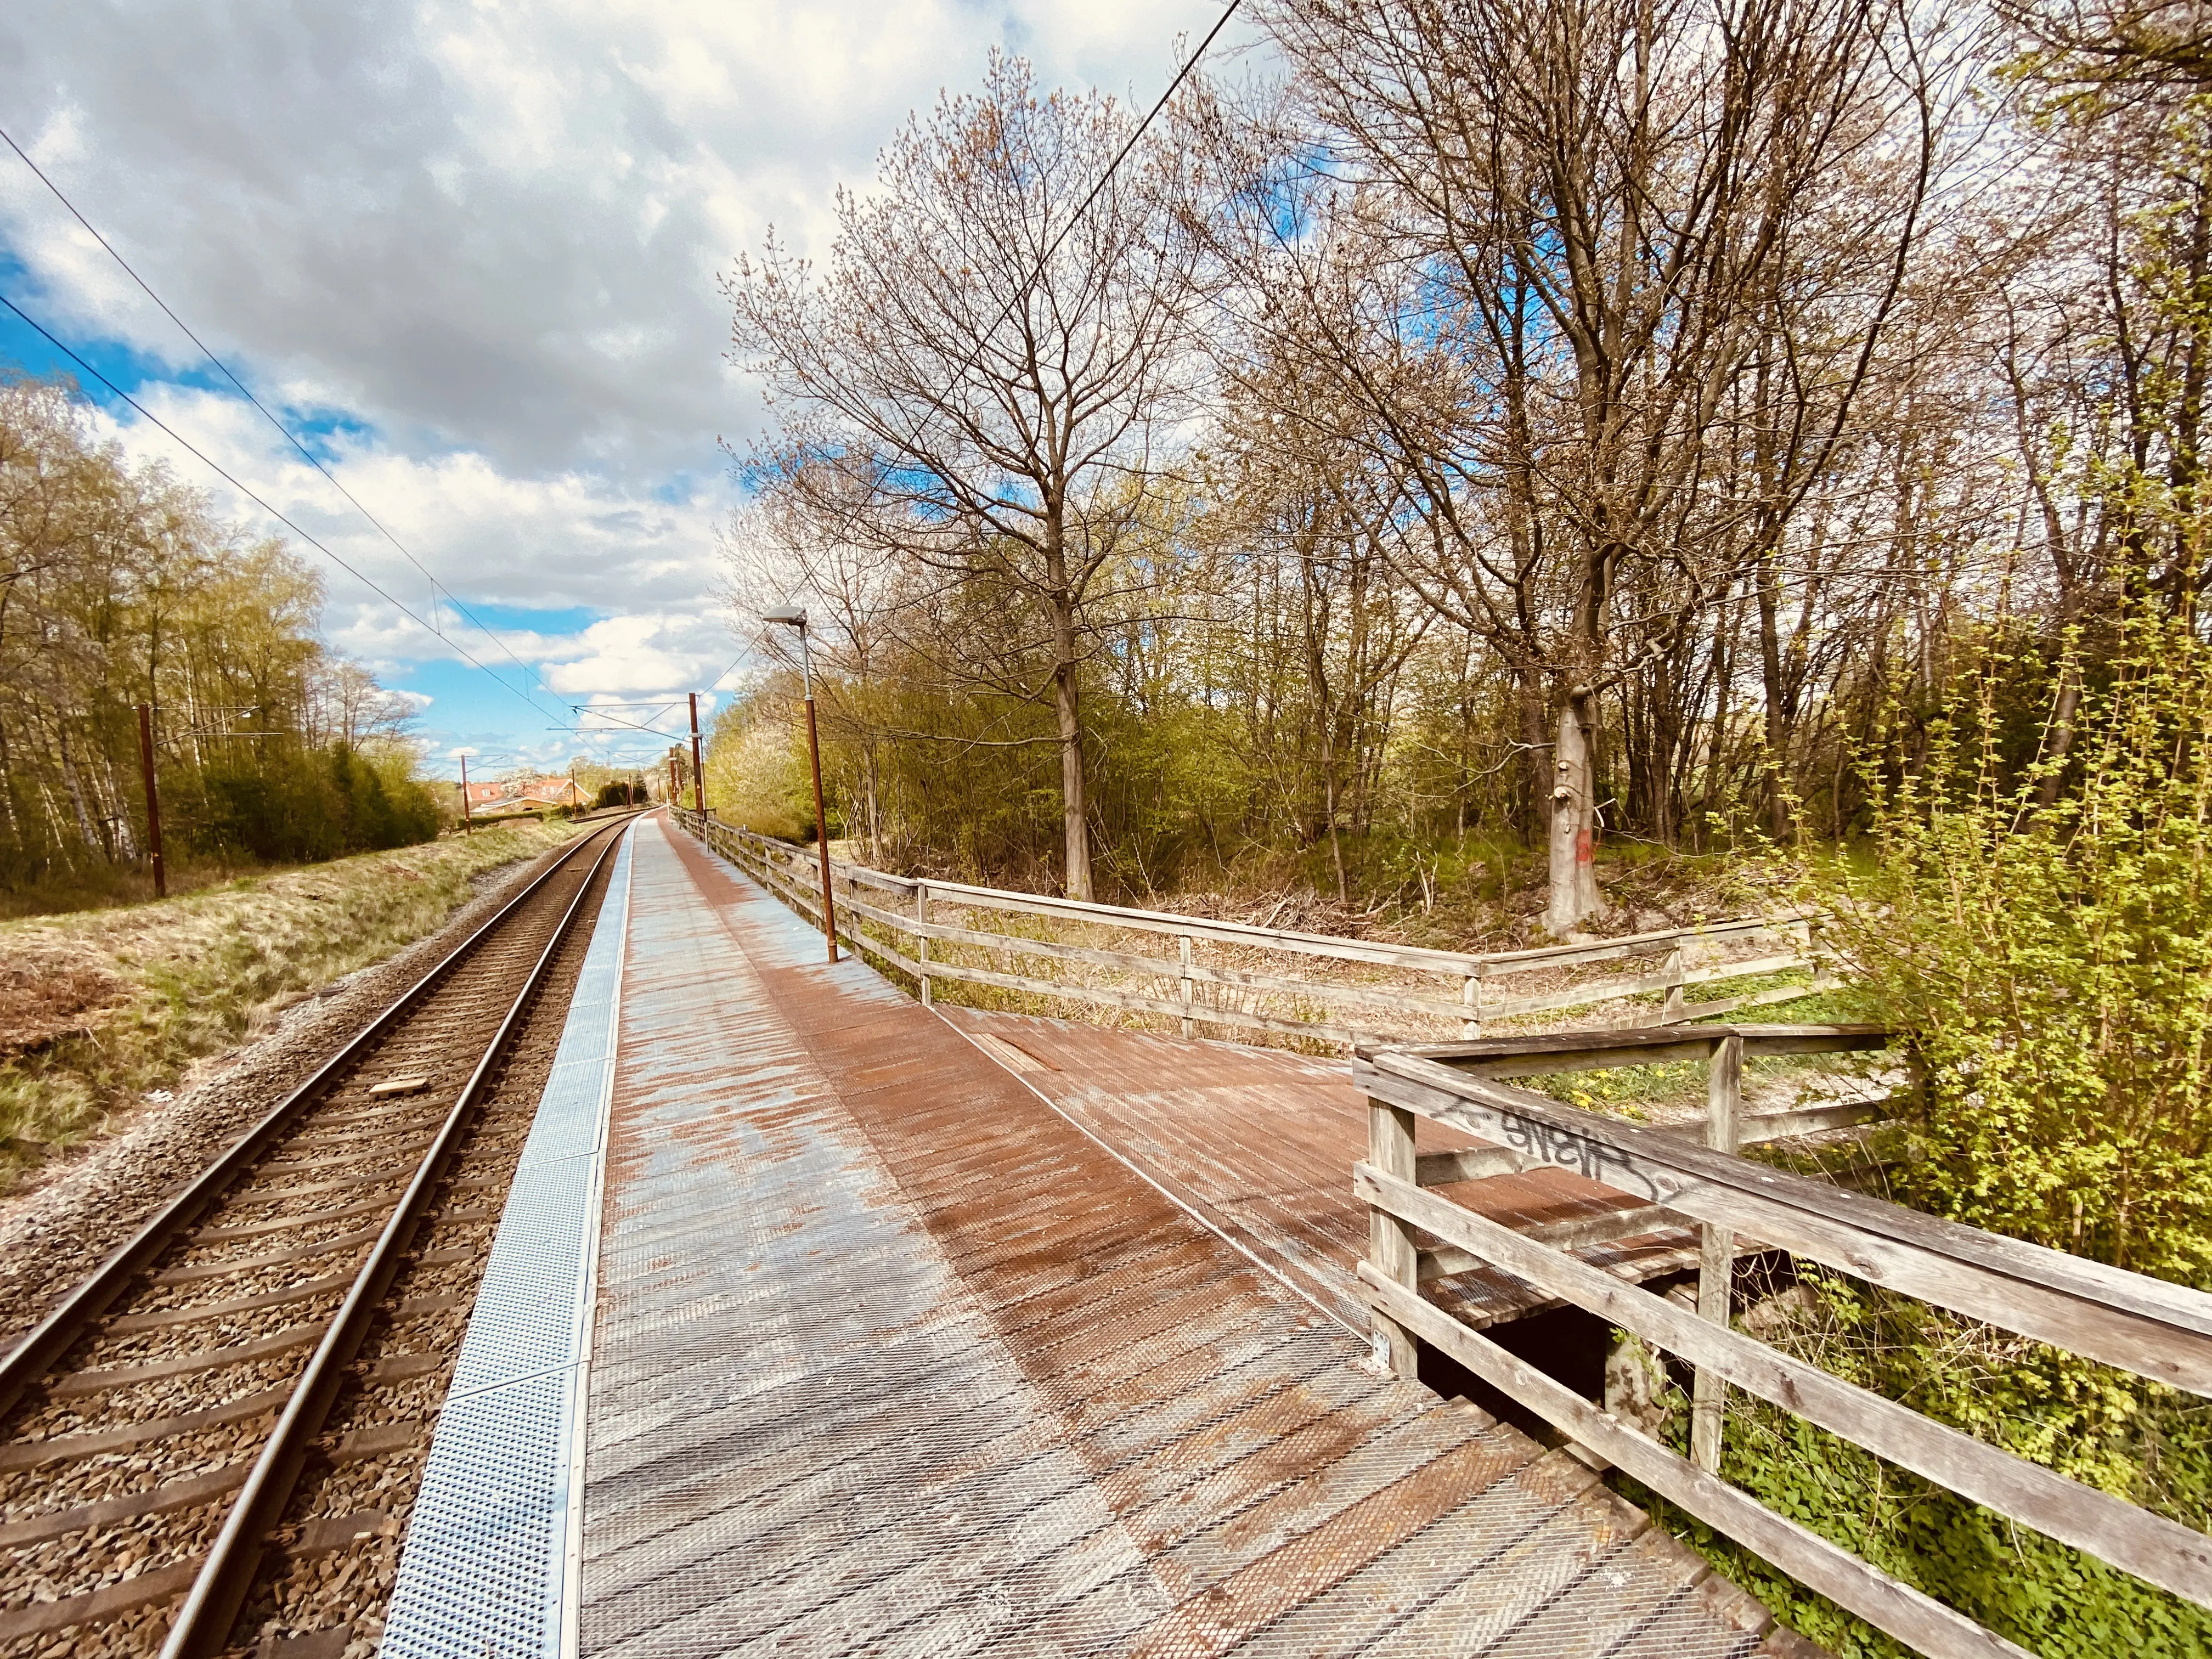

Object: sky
[0,0,1255,778]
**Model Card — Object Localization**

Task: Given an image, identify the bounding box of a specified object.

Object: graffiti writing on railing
[1496,1112,1661,1201]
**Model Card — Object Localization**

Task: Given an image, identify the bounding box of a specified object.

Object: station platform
[399,814,1804,1658]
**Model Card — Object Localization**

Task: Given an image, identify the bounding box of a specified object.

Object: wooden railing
[1355,1030,2212,1659]
[670,807,1831,1047]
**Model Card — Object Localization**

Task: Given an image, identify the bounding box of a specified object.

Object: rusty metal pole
[795,628,838,962]
[689,692,706,815]
[803,694,838,963]
[459,754,473,835]
[765,606,838,962]
[668,749,679,810]
[135,702,165,898]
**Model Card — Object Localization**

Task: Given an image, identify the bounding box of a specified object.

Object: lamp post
[689,692,706,815]
[765,605,838,963]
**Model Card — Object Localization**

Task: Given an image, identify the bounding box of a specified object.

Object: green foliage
[1628,1266,2212,1656]
[1825,613,2212,1284]
[183,743,442,864]
[1695,618,2212,1652]
[703,696,817,843]
[591,780,643,810]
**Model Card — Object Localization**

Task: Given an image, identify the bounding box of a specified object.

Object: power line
[926,1,1241,425]
[0,290,554,724]
[758,3,1240,679]
[0,122,561,710]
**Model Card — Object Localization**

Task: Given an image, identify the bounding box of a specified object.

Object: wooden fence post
[1178,934,1194,1038]
[1692,1030,1743,1471]
[916,884,932,1009]
[1663,947,1685,1022]
[1460,973,1480,1039]
[1367,1099,1420,1378]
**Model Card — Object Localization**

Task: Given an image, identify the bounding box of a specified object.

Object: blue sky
[0,0,1255,777]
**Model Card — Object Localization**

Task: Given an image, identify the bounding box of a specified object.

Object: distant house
[464,776,584,817]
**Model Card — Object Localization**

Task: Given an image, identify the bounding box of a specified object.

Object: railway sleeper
[0,1553,207,1644]
[106,1274,354,1336]
[47,1324,323,1401]
[0,1461,252,1550]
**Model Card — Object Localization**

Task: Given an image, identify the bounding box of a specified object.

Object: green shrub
[1826,612,2212,1284]
[181,743,442,865]
[1711,610,2212,1652]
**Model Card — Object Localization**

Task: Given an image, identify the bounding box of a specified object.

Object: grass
[0,820,583,1188]
[0,856,294,921]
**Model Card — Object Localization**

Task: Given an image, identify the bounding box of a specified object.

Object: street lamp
[765,605,838,963]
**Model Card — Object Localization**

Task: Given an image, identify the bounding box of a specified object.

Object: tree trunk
[1519,668,1550,846]
[56,721,100,859]
[1544,694,1607,936]
[862,741,882,862]
[2037,668,2082,810]
[1052,597,1093,901]
[1756,550,1793,839]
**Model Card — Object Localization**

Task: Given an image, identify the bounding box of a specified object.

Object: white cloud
[0,0,1266,751]
[0,0,1260,474]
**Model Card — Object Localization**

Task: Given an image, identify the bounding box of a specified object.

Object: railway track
[0,814,635,1659]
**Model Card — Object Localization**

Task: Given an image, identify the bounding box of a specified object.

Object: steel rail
[0,814,634,1420]
[160,816,631,1658]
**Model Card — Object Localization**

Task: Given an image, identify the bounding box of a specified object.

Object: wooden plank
[1467,915,1799,974]
[1732,1025,1895,1057]
[900,951,1358,1045]
[1357,1266,2033,1659]
[1681,952,1808,987]
[1418,1203,1680,1278]
[1358,1166,2212,1611]
[1414,1145,1532,1186]
[1358,1053,2212,1392]
[1675,983,1835,1023]
[1734,1099,1893,1146]
[1477,969,1690,1020]
[1375,1048,2212,1332]
[1695,1033,1743,1472]
[1435,1039,1725,1077]
[1379,1024,1887,1066]
[834,893,1477,1023]
[1367,1101,1419,1376]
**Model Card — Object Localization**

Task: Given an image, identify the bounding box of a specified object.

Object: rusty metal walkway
[575,815,1797,1657]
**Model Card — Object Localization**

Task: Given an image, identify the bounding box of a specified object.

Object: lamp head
[764,605,808,629]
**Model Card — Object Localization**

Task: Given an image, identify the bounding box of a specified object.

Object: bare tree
[725,53,1204,900]
[1237,0,1944,930]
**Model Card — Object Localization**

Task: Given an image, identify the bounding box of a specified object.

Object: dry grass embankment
[0,819,582,1184]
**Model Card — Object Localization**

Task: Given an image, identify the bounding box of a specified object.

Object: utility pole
[459,754,473,835]
[765,606,838,962]
[135,702,165,899]
[689,692,706,815]
[668,748,679,809]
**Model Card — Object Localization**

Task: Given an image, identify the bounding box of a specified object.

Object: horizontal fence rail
[671,808,1831,1048]
[1355,1027,2212,1659]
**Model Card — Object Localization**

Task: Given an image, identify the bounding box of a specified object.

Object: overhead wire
[912,0,1243,432]
[0,122,560,715]
[751,1,1242,723]
[0,291,552,724]
[5,3,1244,760]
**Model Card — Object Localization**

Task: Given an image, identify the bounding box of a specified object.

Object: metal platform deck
[939,1009,1705,1337]
[541,815,1802,1658]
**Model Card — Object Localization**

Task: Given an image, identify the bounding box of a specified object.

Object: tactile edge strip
[380,825,634,1659]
